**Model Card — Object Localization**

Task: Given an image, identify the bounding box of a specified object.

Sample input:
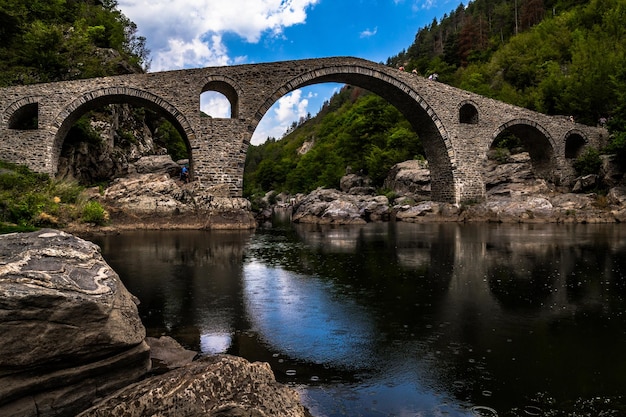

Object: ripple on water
[471,405,498,416]
[523,405,542,416]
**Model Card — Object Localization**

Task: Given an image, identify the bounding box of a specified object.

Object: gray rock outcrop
[383,159,431,200]
[57,104,168,185]
[0,229,150,417]
[288,153,626,224]
[292,188,390,224]
[145,336,197,371]
[340,173,375,195]
[78,355,313,417]
[94,157,256,229]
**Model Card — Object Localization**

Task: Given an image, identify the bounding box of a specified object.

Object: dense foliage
[244,86,424,198]
[388,0,625,118]
[0,0,149,86]
[387,0,626,139]
[0,161,108,232]
[245,0,626,197]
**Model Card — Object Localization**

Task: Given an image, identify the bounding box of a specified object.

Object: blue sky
[116,0,464,144]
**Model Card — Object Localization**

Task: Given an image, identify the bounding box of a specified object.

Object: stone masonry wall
[0,57,609,204]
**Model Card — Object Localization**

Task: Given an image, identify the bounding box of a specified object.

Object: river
[91,221,626,417]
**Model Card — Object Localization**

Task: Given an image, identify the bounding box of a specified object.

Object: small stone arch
[491,118,559,182]
[458,100,479,124]
[51,87,196,176]
[247,63,459,203]
[564,130,588,159]
[2,96,40,130]
[200,75,242,118]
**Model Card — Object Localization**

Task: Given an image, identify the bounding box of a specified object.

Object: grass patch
[0,160,108,232]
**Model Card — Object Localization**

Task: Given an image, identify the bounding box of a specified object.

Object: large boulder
[383,160,431,199]
[600,154,625,187]
[133,155,180,176]
[483,152,546,197]
[102,173,197,216]
[99,174,256,229]
[607,186,626,206]
[340,174,375,195]
[78,355,313,417]
[0,229,150,417]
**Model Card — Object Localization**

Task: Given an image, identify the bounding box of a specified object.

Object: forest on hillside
[244,0,626,200]
[0,0,150,87]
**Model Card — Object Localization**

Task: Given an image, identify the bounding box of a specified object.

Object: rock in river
[0,229,150,417]
[78,354,313,417]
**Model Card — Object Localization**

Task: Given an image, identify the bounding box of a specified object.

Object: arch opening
[459,103,479,124]
[201,80,239,119]
[53,93,193,186]
[8,102,38,130]
[485,121,558,194]
[245,84,428,200]
[565,133,586,159]
[245,67,456,203]
[201,91,231,118]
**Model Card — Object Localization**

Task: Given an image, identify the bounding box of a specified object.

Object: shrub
[490,147,511,164]
[81,201,109,225]
[573,148,602,176]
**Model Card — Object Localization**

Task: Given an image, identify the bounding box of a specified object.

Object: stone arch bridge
[0,57,607,204]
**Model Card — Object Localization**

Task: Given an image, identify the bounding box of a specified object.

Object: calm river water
[91,221,626,417]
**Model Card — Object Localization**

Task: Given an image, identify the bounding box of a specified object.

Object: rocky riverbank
[67,155,256,233]
[256,152,626,225]
[0,230,311,417]
[66,150,626,233]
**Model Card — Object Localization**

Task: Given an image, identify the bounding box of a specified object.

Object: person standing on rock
[180,165,189,183]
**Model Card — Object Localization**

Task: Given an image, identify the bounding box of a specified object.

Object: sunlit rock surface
[0,229,150,417]
[99,172,255,229]
[78,355,313,417]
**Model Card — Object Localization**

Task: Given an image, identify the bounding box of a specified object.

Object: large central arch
[51,87,196,177]
[245,64,456,202]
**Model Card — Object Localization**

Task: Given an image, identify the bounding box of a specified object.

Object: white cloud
[118,0,319,71]
[251,89,310,144]
[200,92,231,117]
[153,35,231,71]
[412,0,436,11]
[360,27,378,38]
[274,89,309,123]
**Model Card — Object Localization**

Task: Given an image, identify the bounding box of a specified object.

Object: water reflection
[91,223,626,417]
[92,230,254,350]
[243,260,378,368]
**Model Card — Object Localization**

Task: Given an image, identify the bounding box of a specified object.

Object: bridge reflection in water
[91,222,626,417]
